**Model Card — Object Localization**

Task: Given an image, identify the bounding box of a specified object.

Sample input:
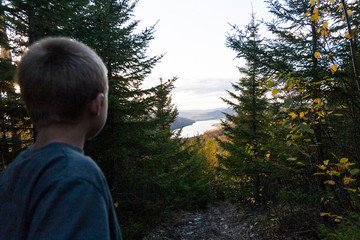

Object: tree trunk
[341,0,360,91]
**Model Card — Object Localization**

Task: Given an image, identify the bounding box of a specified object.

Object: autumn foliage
[1,0,360,239]
[193,0,360,238]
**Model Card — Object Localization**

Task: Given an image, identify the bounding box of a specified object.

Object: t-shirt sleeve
[28,177,111,240]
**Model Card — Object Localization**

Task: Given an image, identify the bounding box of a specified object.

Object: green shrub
[320,213,360,240]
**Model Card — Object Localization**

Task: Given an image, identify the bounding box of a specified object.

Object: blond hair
[15,37,107,127]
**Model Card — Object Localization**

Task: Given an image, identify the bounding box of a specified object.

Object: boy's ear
[89,93,105,116]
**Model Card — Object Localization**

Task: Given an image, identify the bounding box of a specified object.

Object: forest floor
[143,201,265,240]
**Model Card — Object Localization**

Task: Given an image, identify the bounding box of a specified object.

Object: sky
[134,0,272,110]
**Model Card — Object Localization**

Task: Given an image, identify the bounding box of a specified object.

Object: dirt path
[143,201,264,240]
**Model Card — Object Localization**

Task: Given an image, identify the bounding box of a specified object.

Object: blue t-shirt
[0,142,122,240]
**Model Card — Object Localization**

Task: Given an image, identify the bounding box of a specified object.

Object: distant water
[178,119,222,138]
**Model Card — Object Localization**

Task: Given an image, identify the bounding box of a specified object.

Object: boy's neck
[32,123,87,150]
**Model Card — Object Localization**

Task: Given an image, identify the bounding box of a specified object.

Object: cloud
[172,77,236,110]
[142,76,238,110]
[174,77,235,94]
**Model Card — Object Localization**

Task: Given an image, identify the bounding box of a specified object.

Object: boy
[0,37,122,239]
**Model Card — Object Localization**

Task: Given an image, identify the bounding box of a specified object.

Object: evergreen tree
[263,1,328,213]
[218,13,271,208]
[116,77,213,238]
[150,78,211,211]
[1,1,162,237]
[263,0,360,235]
[2,0,89,45]
[265,0,360,165]
[117,78,184,220]
[79,0,161,195]
[0,0,32,169]
[266,0,329,165]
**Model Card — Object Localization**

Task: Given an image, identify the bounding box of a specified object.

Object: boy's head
[15,37,108,128]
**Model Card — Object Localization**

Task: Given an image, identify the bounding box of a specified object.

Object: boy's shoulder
[26,142,100,173]
[1,142,106,194]
[41,143,104,183]
[0,142,122,240]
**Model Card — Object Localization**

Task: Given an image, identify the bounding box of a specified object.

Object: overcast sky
[134,0,272,110]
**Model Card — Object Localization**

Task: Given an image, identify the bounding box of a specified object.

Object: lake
[177,119,222,138]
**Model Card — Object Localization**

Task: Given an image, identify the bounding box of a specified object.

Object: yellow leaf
[324,180,335,185]
[266,153,270,158]
[323,21,328,29]
[345,31,354,39]
[302,152,310,157]
[318,165,326,170]
[305,10,310,17]
[344,188,357,192]
[114,202,119,208]
[324,160,329,166]
[304,48,307,53]
[297,162,305,165]
[311,14,320,22]
[317,28,321,33]
[303,139,311,142]
[317,0,320,5]
[331,64,338,72]
[318,110,325,117]
[288,112,298,119]
[320,212,331,216]
[272,88,280,96]
[337,3,343,11]
[334,218,341,222]
[327,52,331,58]
[300,112,306,119]
[344,177,356,185]
[340,158,348,163]
[337,105,347,109]
[314,98,321,104]
[311,0,315,7]
[314,52,321,59]
[347,9,353,16]
[330,0,334,3]
[313,8,319,15]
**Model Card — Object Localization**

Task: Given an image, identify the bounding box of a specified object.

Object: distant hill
[170,116,195,130]
[178,108,234,121]
[202,126,224,138]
